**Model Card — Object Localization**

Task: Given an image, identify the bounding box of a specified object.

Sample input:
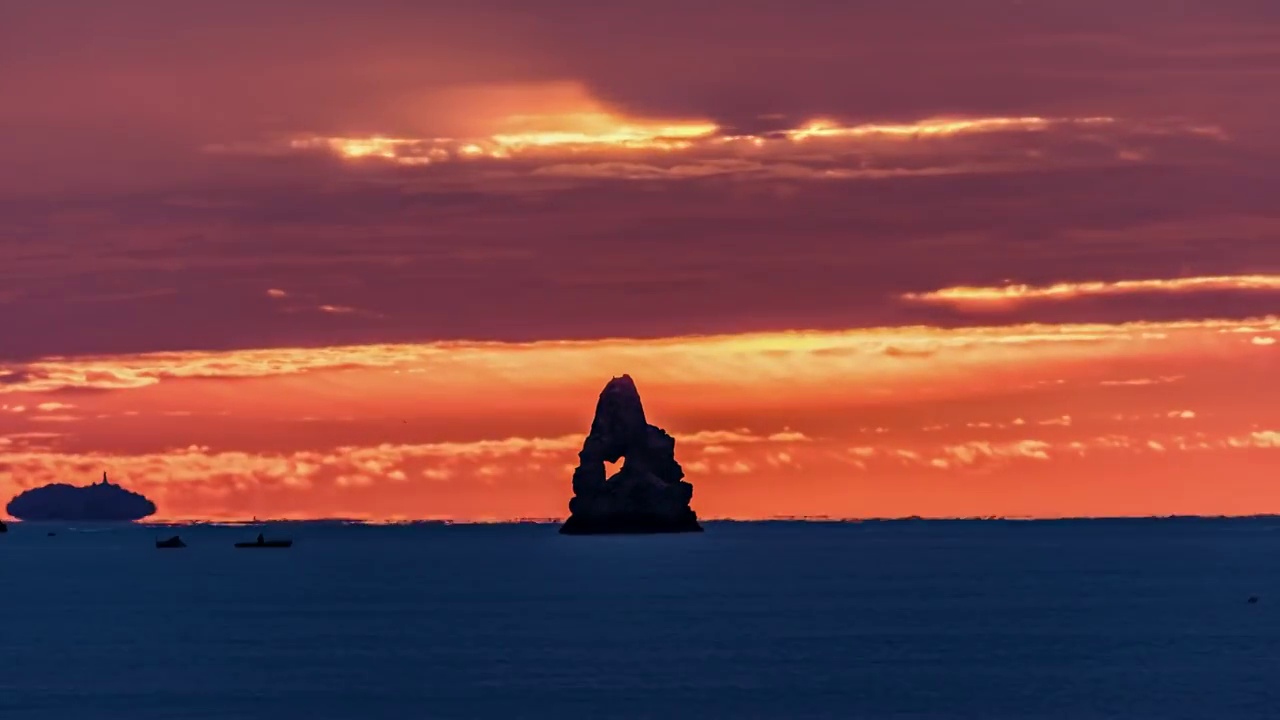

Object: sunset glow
[2,316,1277,521]
[4,3,1278,523]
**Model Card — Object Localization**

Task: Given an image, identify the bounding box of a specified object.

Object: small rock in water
[1247,596,1259,604]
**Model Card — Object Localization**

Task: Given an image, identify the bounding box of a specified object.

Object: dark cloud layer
[2,0,1280,359]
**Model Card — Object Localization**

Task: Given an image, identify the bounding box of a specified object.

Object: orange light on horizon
[1,315,1278,521]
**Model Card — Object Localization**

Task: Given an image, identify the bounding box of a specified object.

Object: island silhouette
[561,374,702,534]
[6,472,157,522]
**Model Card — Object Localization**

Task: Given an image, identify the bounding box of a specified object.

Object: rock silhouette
[6,472,156,522]
[560,375,702,534]
[156,535,186,549]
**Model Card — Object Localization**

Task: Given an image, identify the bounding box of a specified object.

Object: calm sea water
[1,519,1277,719]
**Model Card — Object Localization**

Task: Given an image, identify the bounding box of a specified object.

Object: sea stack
[5,472,156,522]
[560,375,702,534]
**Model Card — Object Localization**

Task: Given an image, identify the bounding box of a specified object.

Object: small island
[6,472,157,522]
[560,374,702,534]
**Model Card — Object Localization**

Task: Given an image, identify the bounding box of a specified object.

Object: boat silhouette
[155,535,186,549]
[235,533,292,549]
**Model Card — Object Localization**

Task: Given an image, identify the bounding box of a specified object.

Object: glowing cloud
[286,114,1118,166]
[0,316,1276,397]
[6,423,1278,521]
[253,82,1217,173]
[903,274,1280,308]
[489,112,718,151]
[782,116,1112,141]
[289,136,434,165]
[282,81,719,166]
[1099,376,1184,387]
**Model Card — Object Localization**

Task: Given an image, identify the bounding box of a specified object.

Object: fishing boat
[155,535,186,549]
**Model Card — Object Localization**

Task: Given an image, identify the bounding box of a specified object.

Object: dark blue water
[2,519,1277,719]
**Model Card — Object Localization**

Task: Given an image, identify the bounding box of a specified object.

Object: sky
[1,0,1278,520]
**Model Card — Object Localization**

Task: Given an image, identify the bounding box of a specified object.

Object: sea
[1,518,1277,720]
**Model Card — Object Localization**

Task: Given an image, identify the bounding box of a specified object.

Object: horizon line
[7,513,1280,525]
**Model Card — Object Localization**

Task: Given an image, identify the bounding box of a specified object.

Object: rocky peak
[584,374,649,464]
[561,375,701,535]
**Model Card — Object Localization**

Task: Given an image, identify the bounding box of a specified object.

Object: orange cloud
[293,114,1122,166]
[36,402,76,411]
[207,81,1222,179]
[5,423,1277,521]
[903,274,1280,308]
[0,318,1274,433]
[0,427,810,520]
[781,115,1112,141]
[1099,376,1184,387]
[0,316,1265,407]
[281,81,718,166]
